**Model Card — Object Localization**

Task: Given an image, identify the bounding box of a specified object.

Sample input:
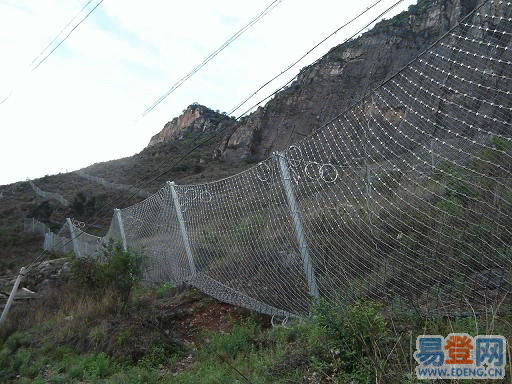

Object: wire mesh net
[42,0,512,319]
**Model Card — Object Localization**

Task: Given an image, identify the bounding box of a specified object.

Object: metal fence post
[275,152,319,297]
[44,232,49,250]
[66,218,81,258]
[0,267,25,327]
[168,181,196,276]
[115,209,128,252]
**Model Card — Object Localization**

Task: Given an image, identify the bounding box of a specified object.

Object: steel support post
[168,181,196,276]
[115,209,128,252]
[275,152,319,297]
[66,218,81,258]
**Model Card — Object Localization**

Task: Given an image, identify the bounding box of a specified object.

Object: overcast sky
[0,0,416,186]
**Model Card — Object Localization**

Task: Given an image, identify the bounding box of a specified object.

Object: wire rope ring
[184,188,198,201]
[200,190,212,203]
[287,145,302,168]
[320,163,338,183]
[304,161,321,181]
[256,161,272,182]
[271,314,290,329]
[71,219,86,229]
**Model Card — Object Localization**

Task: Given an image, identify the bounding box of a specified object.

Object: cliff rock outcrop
[148,104,236,147]
[219,0,479,161]
[148,0,505,163]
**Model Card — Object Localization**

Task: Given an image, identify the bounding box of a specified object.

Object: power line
[0,0,105,108]
[30,0,410,224]
[31,0,106,71]
[233,0,409,120]
[138,0,284,119]
[107,0,412,208]
[228,0,392,116]
[27,0,471,272]
[30,0,96,68]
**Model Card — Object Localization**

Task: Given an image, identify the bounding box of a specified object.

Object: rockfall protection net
[26,178,70,206]
[74,170,150,198]
[44,0,512,319]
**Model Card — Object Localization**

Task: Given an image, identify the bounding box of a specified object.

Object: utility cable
[31,0,106,71]
[30,0,96,68]
[49,0,408,224]
[138,0,283,119]
[228,0,393,116]
[0,0,105,108]
[28,0,408,249]
[233,0,408,120]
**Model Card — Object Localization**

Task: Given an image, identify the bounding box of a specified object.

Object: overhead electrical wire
[71,0,413,218]
[0,0,105,107]
[138,0,284,119]
[31,0,106,71]
[233,0,408,120]
[30,0,96,68]
[228,0,392,116]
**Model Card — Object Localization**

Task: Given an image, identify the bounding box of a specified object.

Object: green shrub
[183,132,200,142]
[153,281,174,299]
[72,241,143,306]
[172,162,203,174]
[311,298,388,382]
[243,154,259,164]
[201,319,260,359]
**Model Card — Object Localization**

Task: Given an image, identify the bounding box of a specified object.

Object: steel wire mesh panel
[119,187,186,283]
[42,0,512,319]
[72,226,103,260]
[174,160,311,316]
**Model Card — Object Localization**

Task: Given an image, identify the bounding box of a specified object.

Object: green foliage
[201,319,260,359]
[189,149,202,159]
[0,224,23,247]
[71,191,98,217]
[437,196,462,215]
[28,200,56,222]
[172,162,203,173]
[502,191,512,210]
[182,132,200,142]
[233,211,267,246]
[153,281,174,299]
[138,341,181,370]
[115,328,132,346]
[72,241,144,306]
[432,160,454,181]
[444,176,474,206]
[243,154,260,164]
[472,137,512,177]
[308,298,388,382]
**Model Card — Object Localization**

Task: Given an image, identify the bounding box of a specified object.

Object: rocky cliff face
[148,0,484,162]
[220,0,479,161]
[147,104,236,147]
